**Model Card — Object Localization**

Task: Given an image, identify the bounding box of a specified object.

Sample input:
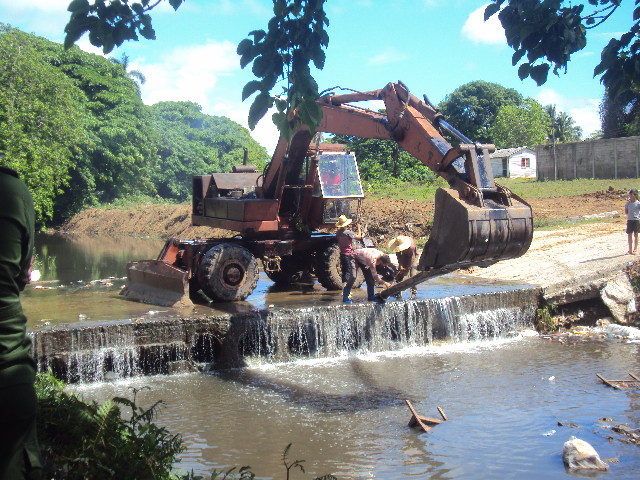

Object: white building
[489,147,537,178]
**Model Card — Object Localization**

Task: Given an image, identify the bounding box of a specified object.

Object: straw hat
[335,215,352,228]
[388,235,413,253]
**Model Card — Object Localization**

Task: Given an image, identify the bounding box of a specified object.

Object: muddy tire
[197,243,259,302]
[265,254,310,284]
[314,242,364,290]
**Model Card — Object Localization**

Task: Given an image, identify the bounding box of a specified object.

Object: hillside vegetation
[0,25,269,227]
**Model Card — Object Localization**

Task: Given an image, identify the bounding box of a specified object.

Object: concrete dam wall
[30,287,539,383]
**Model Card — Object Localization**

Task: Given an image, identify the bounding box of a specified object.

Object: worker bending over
[388,235,419,297]
[353,248,392,301]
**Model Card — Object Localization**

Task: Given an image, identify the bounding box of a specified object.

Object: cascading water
[31,287,538,383]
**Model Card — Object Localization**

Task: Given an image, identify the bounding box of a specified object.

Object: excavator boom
[267,81,533,272]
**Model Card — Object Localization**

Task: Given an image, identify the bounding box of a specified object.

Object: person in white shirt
[624,189,640,254]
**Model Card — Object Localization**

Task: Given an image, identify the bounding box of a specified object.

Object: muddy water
[75,337,640,479]
[27,234,640,478]
[23,233,531,329]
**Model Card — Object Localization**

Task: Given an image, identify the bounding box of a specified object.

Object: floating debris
[405,400,447,433]
[596,373,640,389]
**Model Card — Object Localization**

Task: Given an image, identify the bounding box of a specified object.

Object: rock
[600,271,636,324]
[604,324,640,340]
[562,436,609,471]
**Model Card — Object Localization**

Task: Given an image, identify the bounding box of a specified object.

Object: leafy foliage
[599,87,640,138]
[35,372,184,479]
[485,1,640,105]
[0,25,90,224]
[0,27,268,226]
[64,0,184,54]
[437,81,524,143]
[488,98,551,148]
[237,0,329,139]
[545,105,583,143]
[331,134,439,186]
[149,101,269,200]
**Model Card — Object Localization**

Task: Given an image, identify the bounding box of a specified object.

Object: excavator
[121,81,533,307]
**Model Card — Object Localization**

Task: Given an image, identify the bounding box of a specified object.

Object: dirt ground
[59,188,629,243]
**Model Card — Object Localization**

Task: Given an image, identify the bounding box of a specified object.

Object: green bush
[35,372,183,479]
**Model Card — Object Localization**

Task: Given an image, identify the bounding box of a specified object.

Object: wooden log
[437,406,448,422]
[377,267,456,300]
[597,373,622,389]
[628,372,640,381]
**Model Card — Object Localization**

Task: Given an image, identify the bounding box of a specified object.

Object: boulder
[562,436,608,471]
[600,271,636,324]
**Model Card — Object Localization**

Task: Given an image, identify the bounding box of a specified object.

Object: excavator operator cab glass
[314,152,364,198]
[313,152,364,224]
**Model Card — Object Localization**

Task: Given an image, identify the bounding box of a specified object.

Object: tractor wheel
[265,254,310,284]
[314,243,364,290]
[197,243,259,302]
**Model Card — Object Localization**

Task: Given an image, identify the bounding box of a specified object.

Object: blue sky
[1,0,635,153]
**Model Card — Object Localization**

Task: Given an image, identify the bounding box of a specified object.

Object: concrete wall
[536,136,640,180]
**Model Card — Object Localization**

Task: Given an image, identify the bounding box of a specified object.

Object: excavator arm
[262,81,533,272]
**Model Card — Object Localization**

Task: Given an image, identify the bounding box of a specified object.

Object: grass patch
[533,216,613,231]
[366,177,638,201]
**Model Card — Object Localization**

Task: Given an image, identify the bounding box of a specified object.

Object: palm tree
[545,105,582,143]
[110,53,146,92]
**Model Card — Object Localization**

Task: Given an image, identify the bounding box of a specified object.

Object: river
[24,233,640,478]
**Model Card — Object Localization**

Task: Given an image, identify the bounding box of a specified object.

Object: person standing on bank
[353,248,392,301]
[335,215,361,304]
[388,235,419,296]
[0,164,41,479]
[625,189,640,255]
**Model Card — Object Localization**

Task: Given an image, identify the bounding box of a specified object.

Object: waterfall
[30,288,539,383]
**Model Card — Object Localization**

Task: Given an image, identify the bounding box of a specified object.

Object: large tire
[197,243,259,302]
[314,242,364,290]
[264,254,310,284]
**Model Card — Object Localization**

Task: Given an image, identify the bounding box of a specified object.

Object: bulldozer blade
[120,260,193,308]
[419,187,533,270]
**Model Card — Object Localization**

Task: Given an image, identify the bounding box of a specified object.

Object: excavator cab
[312,151,364,225]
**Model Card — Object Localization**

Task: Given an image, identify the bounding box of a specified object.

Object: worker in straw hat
[388,235,419,296]
[335,214,361,303]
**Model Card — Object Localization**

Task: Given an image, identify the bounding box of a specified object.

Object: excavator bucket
[120,260,193,308]
[418,188,533,270]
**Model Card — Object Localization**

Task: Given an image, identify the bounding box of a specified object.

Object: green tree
[484,1,640,105]
[331,135,438,185]
[0,26,90,224]
[544,105,583,143]
[110,52,146,92]
[599,87,640,137]
[438,81,524,143]
[489,98,551,148]
[64,1,640,139]
[64,0,329,140]
[149,101,269,200]
[51,44,159,216]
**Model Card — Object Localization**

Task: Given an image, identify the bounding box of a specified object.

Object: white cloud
[462,4,505,45]
[536,88,601,136]
[0,0,70,13]
[136,41,239,111]
[367,47,409,66]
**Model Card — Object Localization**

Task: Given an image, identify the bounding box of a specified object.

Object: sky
[0,0,635,154]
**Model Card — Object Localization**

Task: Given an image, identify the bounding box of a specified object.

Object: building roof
[490,147,534,159]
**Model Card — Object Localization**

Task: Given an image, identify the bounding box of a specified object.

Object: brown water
[26,234,640,478]
[24,233,532,329]
[74,337,640,479]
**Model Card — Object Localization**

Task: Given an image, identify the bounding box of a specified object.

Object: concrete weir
[30,288,539,383]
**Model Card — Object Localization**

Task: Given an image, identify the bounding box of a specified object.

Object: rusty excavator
[121,81,533,307]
